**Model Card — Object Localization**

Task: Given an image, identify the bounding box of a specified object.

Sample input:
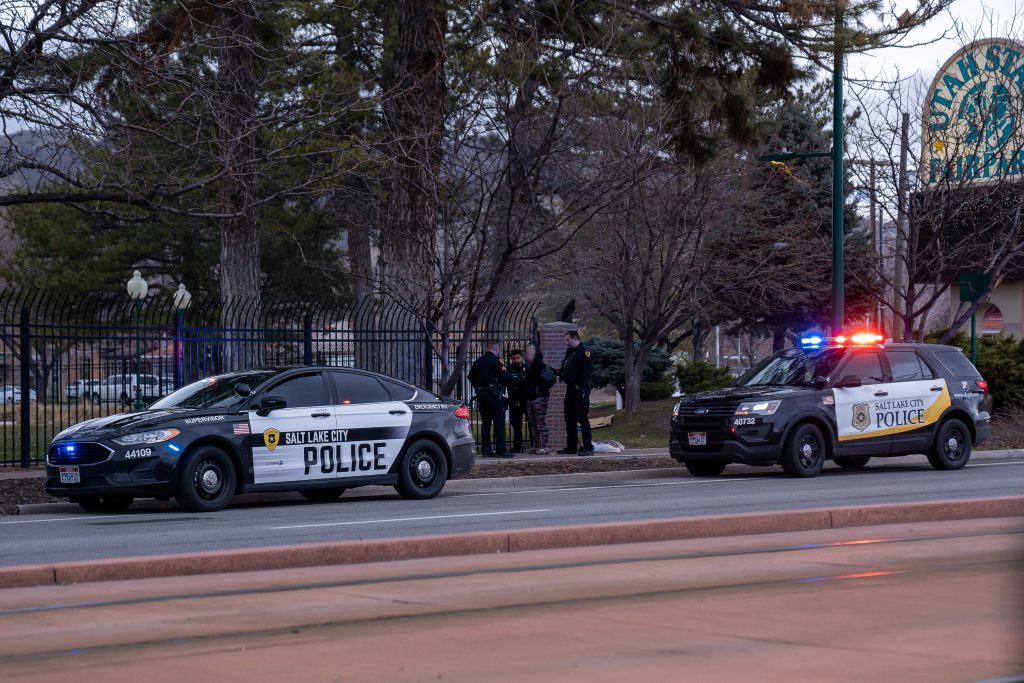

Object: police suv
[670,334,991,477]
[45,367,475,512]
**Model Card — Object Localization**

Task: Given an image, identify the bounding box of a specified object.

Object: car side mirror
[812,375,828,390]
[234,382,253,398]
[256,395,287,416]
[834,375,862,389]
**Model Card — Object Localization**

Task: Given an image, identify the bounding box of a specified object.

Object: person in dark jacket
[505,349,528,453]
[558,330,594,455]
[523,344,556,454]
[468,341,511,457]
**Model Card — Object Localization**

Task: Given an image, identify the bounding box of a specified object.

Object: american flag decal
[233,422,251,435]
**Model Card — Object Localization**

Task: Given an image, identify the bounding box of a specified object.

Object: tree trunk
[772,325,787,352]
[216,1,262,369]
[622,338,652,414]
[380,0,445,385]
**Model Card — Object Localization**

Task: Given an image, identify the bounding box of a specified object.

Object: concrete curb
[2,495,1021,589]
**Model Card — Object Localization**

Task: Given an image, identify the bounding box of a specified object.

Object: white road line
[0,514,138,525]
[454,477,761,498]
[272,508,551,530]
[966,460,1024,467]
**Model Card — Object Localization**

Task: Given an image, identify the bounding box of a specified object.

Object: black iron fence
[0,290,538,466]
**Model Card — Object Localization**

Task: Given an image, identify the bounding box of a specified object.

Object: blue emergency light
[800,333,824,349]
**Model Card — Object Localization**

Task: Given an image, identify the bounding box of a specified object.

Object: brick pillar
[539,321,575,450]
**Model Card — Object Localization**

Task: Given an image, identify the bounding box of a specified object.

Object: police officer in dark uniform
[558,330,594,455]
[468,341,511,458]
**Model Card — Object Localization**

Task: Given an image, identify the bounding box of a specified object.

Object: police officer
[558,330,594,455]
[505,349,529,454]
[468,341,511,458]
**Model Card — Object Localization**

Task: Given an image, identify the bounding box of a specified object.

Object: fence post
[20,305,31,468]
[303,314,313,366]
[423,332,434,390]
[174,310,184,390]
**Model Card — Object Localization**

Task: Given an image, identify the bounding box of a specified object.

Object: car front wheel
[176,446,236,512]
[927,419,972,470]
[395,440,449,500]
[780,423,826,478]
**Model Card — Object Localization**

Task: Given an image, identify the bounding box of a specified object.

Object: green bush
[587,337,673,393]
[640,377,675,401]
[675,361,733,395]
[934,332,1024,411]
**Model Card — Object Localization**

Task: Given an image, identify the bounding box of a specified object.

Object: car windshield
[150,371,276,410]
[734,348,846,387]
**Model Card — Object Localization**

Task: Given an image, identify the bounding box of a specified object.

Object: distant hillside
[0,128,80,194]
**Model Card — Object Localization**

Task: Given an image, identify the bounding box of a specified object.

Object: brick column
[539,321,575,450]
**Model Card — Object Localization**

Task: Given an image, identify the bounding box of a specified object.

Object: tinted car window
[935,350,981,378]
[886,351,933,381]
[735,348,846,387]
[379,377,416,401]
[332,372,391,404]
[151,371,276,410]
[840,352,886,384]
[267,373,328,409]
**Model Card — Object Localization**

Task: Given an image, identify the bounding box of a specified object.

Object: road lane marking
[0,514,139,525]
[454,478,761,498]
[966,461,1024,467]
[271,508,551,530]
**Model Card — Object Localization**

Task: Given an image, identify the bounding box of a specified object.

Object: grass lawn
[590,398,675,449]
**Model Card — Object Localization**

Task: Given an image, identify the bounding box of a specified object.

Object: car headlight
[735,400,780,416]
[112,429,180,446]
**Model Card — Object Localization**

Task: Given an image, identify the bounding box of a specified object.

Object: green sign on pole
[959,271,990,365]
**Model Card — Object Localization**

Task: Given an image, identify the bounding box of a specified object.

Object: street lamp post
[172,283,192,390]
[126,270,149,412]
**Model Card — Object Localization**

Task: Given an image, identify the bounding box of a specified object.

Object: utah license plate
[59,466,80,484]
[688,432,707,446]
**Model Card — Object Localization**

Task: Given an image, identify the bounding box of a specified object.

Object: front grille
[47,442,112,466]
[676,399,741,430]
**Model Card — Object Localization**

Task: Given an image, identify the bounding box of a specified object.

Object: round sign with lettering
[922,38,1024,185]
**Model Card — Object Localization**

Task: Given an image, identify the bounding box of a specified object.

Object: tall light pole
[126,270,149,412]
[173,283,192,390]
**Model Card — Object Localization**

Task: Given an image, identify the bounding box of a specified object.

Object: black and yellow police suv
[45,367,475,512]
[670,333,991,478]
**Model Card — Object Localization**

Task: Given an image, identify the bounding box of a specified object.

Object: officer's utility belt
[475,385,503,394]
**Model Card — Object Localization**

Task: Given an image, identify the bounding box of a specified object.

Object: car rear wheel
[176,446,236,512]
[833,456,870,470]
[395,440,448,500]
[76,495,134,513]
[300,487,347,502]
[927,418,972,470]
[683,460,727,477]
[780,423,826,478]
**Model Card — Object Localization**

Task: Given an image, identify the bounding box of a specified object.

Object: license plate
[688,432,707,446]
[59,466,80,484]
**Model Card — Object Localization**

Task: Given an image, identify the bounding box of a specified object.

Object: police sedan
[670,334,991,477]
[45,367,475,512]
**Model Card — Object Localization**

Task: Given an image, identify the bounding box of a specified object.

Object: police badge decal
[263,428,281,452]
[852,403,871,432]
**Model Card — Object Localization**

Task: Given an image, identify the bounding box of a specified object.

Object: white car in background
[66,379,102,401]
[1,386,38,403]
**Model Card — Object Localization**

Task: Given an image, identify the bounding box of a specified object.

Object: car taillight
[975,380,988,398]
[454,405,470,419]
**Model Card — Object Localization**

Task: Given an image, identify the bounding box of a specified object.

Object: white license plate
[59,466,80,484]
[688,432,707,446]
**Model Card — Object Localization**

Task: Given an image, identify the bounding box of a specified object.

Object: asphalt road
[2,458,1023,567]
[1,517,1022,682]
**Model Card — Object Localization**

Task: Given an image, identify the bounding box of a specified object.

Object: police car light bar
[800,331,883,349]
[849,332,884,345]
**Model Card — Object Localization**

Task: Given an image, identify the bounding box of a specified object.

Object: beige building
[950,279,1024,338]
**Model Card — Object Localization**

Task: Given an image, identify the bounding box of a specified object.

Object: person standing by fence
[558,330,594,456]
[523,344,555,455]
[468,341,511,458]
[505,349,528,454]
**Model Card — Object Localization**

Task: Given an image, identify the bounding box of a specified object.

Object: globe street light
[172,283,192,390]
[126,270,149,412]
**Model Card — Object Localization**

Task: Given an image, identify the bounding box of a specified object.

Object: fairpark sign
[922,38,1024,185]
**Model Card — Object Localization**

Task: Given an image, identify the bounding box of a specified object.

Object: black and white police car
[670,333,992,477]
[45,367,475,512]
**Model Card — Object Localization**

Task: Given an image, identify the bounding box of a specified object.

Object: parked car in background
[66,379,102,401]
[91,374,169,405]
[1,386,38,403]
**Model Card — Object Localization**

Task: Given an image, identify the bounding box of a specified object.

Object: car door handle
[389,409,407,415]
[310,411,331,418]
[874,391,888,397]
[930,386,943,392]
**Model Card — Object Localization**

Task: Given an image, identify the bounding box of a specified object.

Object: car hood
[54,409,205,440]
[680,385,816,403]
